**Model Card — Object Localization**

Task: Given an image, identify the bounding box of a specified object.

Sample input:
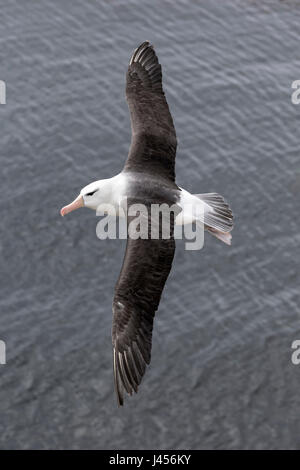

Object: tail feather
[206,227,232,246]
[194,192,234,245]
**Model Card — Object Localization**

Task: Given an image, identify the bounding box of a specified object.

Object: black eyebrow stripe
[86,189,98,196]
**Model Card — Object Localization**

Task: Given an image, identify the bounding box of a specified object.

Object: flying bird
[60,41,233,405]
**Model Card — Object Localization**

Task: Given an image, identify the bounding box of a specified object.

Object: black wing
[124,41,177,181]
[112,209,175,405]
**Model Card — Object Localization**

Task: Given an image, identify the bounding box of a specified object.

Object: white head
[60,179,112,216]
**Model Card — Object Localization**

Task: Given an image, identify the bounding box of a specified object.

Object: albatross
[60,41,234,405]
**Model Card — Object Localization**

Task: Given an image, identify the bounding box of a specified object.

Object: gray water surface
[0,0,300,449]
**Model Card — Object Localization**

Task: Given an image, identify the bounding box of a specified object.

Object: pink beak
[60,195,84,217]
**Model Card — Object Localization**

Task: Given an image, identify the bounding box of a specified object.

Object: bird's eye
[86,189,98,197]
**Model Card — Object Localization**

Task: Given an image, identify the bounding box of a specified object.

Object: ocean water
[0,0,300,450]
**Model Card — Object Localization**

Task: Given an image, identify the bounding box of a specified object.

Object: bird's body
[60,42,234,405]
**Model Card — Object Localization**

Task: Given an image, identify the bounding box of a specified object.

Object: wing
[112,209,175,406]
[124,41,177,181]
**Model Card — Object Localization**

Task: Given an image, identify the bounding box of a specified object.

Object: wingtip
[113,348,124,407]
[139,40,151,48]
[130,41,153,65]
[117,394,124,407]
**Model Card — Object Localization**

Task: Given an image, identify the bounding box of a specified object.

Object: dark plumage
[124,41,177,181]
[112,42,178,405]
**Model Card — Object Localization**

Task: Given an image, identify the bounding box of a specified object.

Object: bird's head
[60,180,105,216]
